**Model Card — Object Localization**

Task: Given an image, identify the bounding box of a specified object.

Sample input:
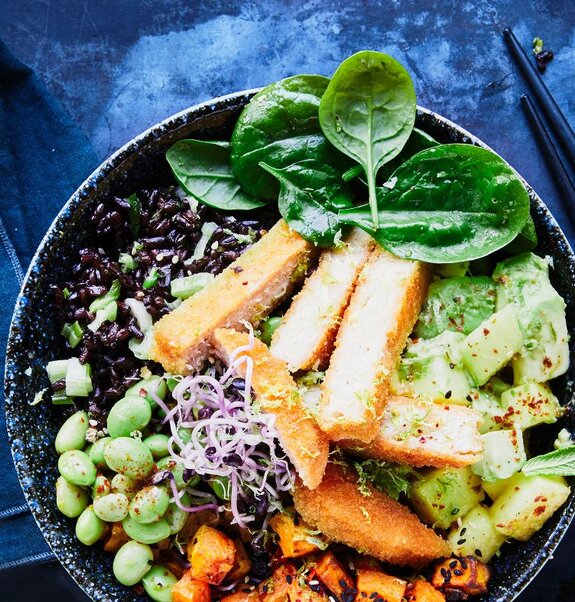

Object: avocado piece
[494,253,569,383]
[490,473,570,541]
[461,305,523,386]
[470,389,506,434]
[447,505,506,562]
[394,331,474,404]
[481,476,514,501]
[499,383,562,430]
[409,466,485,530]
[414,276,496,339]
[472,427,526,481]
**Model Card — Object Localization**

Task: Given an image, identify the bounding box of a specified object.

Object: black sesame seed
[475,549,483,557]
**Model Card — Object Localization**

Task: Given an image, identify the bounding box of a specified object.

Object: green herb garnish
[522,446,575,477]
[354,458,416,500]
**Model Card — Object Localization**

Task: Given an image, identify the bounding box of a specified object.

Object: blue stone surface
[1,1,575,600]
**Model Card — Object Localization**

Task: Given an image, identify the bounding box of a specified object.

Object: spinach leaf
[379,127,439,182]
[260,159,353,246]
[231,75,348,200]
[166,139,267,210]
[504,214,538,253]
[319,51,416,229]
[339,144,531,263]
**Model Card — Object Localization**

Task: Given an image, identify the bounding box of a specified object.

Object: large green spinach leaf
[339,144,531,263]
[166,139,267,210]
[231,75,347,200]
[319,51,416,229]
[260,159,353,246]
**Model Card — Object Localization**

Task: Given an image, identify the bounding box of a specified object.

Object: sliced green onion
[126,193,141,237]
[170,273,214,299]
[188,222,218,262]
[119,252,137,273]
[124,298,153,332]
[52,392,74,405]
[46,359,70,383]
[61,321,84,347]
[132,241,143,255]
[143,267,160,290]
[128,330,154,360]
[342,164,364,182]
[165,298,182,311]
[63,287,71,299]
[222,228,256,245]
[89,280,121,313]
[30,388,48,406]
[65,358,93,397]
[87,301,117,333]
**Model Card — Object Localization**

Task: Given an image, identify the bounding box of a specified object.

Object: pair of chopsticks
[503,27,575,214]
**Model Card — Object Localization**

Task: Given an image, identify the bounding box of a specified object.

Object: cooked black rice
[52,186,277,423]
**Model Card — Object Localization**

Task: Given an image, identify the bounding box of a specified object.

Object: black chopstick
[503,27,575,166]
[521,94,575,221]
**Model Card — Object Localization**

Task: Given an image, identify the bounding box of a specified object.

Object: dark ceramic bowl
[5,91,575,602]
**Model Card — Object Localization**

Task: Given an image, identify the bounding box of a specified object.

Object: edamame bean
[56,476,89,518]
[142,565,178,602]
[55,411,89,454]
[104,437,154,480]
[164,494,190,535]
[122,516,171,545]
[155,457,199,489]
[259,316,282,345]
[92,475,112,499]
[129,486,170,524]
[111,474,139,500]
[75,505,106,545]
[112,540,153,586]
[94,493,130,522]
[143,434,170,460]
[89,436,111,468]
[107,395,152,438]
[58,450,97,486]
[125,376,167,408]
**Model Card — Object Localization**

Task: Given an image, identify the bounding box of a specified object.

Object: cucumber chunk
[409,466,485,529]
[470,389,506,434]
[499,383,562,430]
[461,305,523,386]
[447,505,506,562]
[481,476,514,501]
[490,473,570,541]
[472,427,526,481]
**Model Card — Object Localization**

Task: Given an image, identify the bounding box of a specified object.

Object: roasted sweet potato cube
[313,551,354,599]
[259,563,297,602]
[188,525,236,585]
[225,539,253,583]
[405,580,445,602]
[355,569,406,602]
[289,580,329,602]
[103,522,129,553]
[172,571,212,602]
[431,557,489,596]
[270,509,327,558]
[221,590,262,602]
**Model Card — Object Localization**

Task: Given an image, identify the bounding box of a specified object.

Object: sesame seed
[475,548,483,557]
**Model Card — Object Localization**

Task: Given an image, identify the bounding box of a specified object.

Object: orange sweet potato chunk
[188,525,236,585]
[355,569,406,602]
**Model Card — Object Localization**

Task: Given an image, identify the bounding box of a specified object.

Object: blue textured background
[1,0,574,600]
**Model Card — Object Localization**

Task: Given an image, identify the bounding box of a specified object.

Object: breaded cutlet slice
[318,248,431,443]
[293,462,450,568]
[150,220,315,374]
[270,228,374,372]
[212,328,329,490]
[340,396,484,468]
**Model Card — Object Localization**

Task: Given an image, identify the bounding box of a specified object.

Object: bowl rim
[4,88,575,602]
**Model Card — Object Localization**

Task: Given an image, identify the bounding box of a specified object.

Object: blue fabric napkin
[0,41,98,569]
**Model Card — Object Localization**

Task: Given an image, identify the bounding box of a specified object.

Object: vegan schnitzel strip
[212,328,329,490]
[340,396,483,468]
[150,220,315,373]
[270,228,374,372]
[318,248,431,442]
[293,462,450,568]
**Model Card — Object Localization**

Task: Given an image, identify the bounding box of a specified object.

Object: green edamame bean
[75,505,106,545]
[143,434,170,460]
[89,436,111,468]
[164,494,190,535]
[129,486,170,524]
[155,458,199,489]
[58,450,97,486]
[107,395,152,438]
[112,540,153,586]
[104,437,154,480]
[55,411,89,454]
[93,493,130,522]
[92,475,112,499]
[111,474,139,500]
[259,316,282,345]
[125,376,167,408]
[56,476,89,518]
[142,565,178,602]
[122,516,170,545]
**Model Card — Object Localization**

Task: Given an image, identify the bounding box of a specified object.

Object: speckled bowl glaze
[4,91,575,602]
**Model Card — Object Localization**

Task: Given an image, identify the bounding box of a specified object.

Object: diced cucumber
[481,476,514,501]
[484,376,512,397]
[490,473,570,541]
[65,358,93,397]
[46,360,70,384]
[470,389,506,434]
[447,505,506,562]
[461,305,523,386]
[409,466,485,530]
[395,332,474,404]
[414,276,496,339]
[499,383,562,430]
[472,427,526,481]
